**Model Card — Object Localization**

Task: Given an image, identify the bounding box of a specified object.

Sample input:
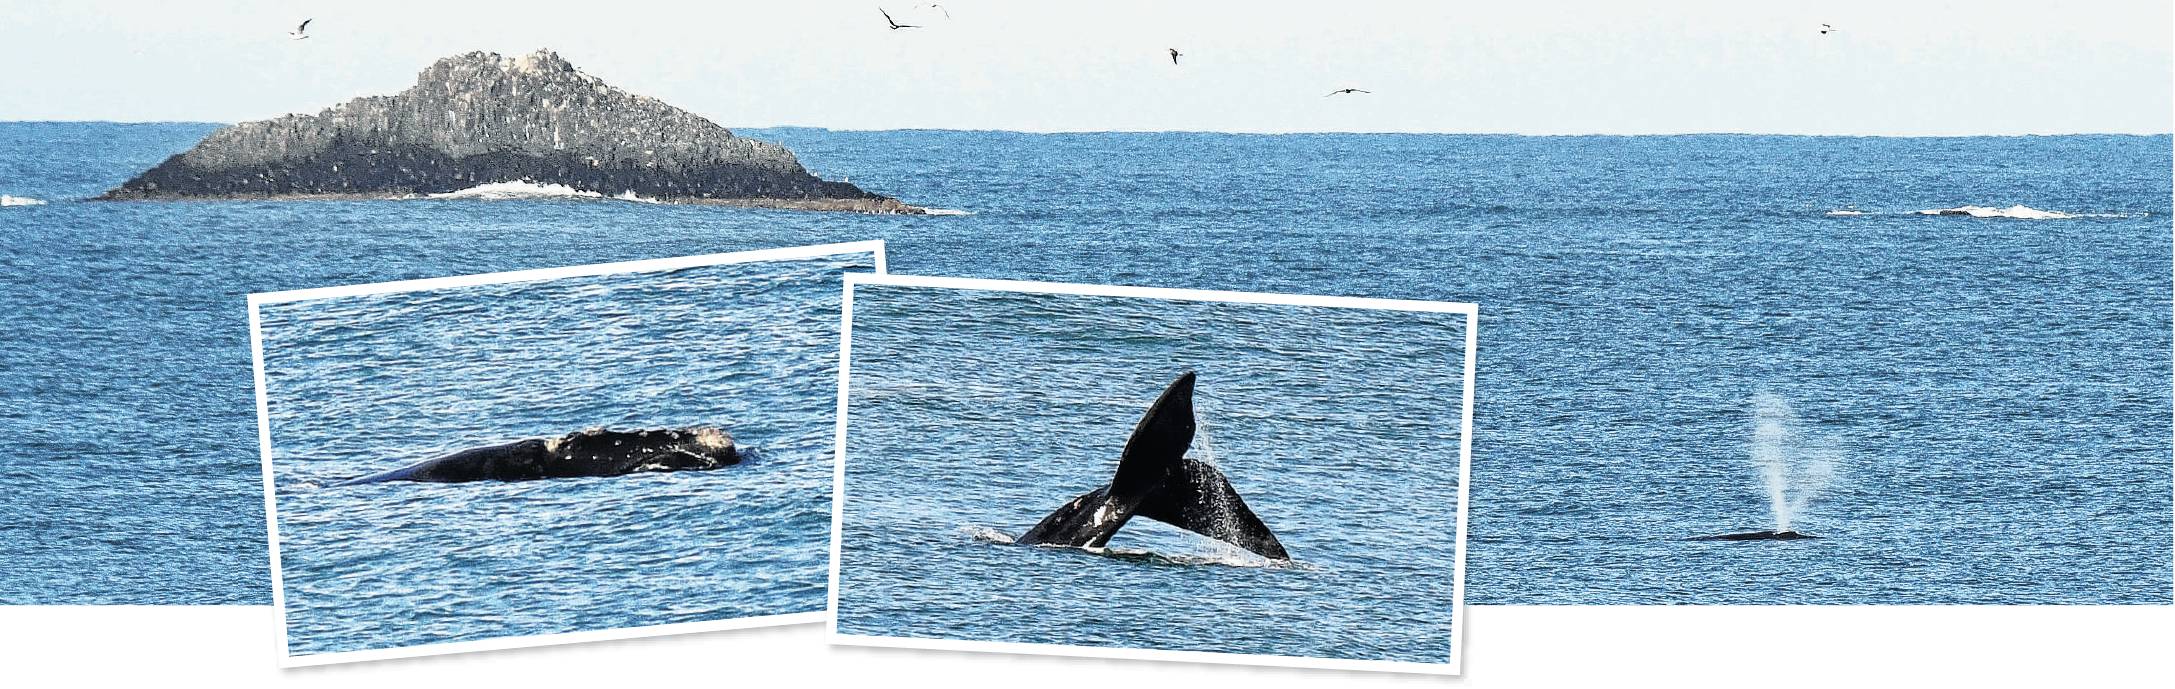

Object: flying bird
[920,3,950,18]
[1325,88,1372,97]
[1819,23,1837,35]
[288,18,311,40]
[1169,48,1182,65]
[880,8,919,30]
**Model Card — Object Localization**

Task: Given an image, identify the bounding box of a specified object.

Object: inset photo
[828,275,1477,675]
[249,240,884,666]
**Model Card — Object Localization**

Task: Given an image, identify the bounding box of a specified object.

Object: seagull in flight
[1819,23,1837,35]
[920,3,949,18]
[288,18,311,40]
[880,8,919,30]
[1324,88,1372,97]
[1169,48,1182,65]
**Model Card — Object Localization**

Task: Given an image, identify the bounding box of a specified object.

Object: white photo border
[825,272,1479,676]
[249,240,887,668]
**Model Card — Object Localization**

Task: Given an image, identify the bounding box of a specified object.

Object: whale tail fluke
[1108,371,1196,499]
[1019,485,1127,549]
[1135,457,1288,560]
[1018,371,1290,561]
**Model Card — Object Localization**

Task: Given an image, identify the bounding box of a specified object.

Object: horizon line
[3,118,2169,139]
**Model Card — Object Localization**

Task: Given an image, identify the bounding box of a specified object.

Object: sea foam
[961,525,1017,544]
[427,180,661,204]
[1,194,48,206]
[427,181,603,200]
[1915,204,2075,219]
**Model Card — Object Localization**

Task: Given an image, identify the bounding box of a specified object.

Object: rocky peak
[95,49,922,212]
[416,50,595,93]
[510,49,576,74]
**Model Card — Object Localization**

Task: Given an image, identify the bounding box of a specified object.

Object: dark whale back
[336,427,738,485]
[546,427,739,477]
[1692,530,1819,541]
[1016,372,1289,560]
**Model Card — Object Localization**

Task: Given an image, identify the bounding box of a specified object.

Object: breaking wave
[922,208,972,216]
[1821,205,2144,219]
[428,181,601,200]
[1,195,47,207]
[426,180,661,204]
[1915,204,2076,219]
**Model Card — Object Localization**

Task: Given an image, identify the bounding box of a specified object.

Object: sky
[0,0,2168,134]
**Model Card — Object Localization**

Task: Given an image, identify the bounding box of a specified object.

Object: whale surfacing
[1015,372,1289,561]
[1693,530,1819,541]
[336,426,737,486]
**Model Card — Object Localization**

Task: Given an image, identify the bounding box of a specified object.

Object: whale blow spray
[1750,392,1840,533]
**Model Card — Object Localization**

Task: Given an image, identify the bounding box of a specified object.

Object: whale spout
[1691,530,1819,541]
[335,426,738,485]
[1015,372,1289,560]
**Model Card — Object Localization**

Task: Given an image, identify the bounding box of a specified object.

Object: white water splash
[1191,405,1223,469]
[966,525,1282,568]
[1823,205,2143,219]
[1,194,47,206]
[1186,403,1266,551]
[427,180,662,204]
[961,525,1016,544]
[1749,392,1841,533]
[1915,204,2074,219]
[1098,543,1301,569]
[429,180,603,200]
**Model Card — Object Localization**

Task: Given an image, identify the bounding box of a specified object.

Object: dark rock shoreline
[95,49,925,214]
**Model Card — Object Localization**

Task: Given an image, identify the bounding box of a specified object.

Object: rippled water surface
[257,254,871,655]
[835,286,1470,664]
[1,123,2167,605]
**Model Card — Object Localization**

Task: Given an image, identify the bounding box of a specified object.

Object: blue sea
[834,285,1469,663]
[255,253,870,655]
[1,122,2168,606]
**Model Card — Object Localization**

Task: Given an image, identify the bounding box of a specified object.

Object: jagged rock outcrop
[97,49,921,213]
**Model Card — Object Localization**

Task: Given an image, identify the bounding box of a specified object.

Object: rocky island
[96,49,923,213]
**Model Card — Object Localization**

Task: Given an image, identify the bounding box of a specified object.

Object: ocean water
[255,254,870,655]
[833,286,1469,663]
[1,122,2168,605]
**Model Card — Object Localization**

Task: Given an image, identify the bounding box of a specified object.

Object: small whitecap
[426,180,605,200]
[1914,204,2076,219]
